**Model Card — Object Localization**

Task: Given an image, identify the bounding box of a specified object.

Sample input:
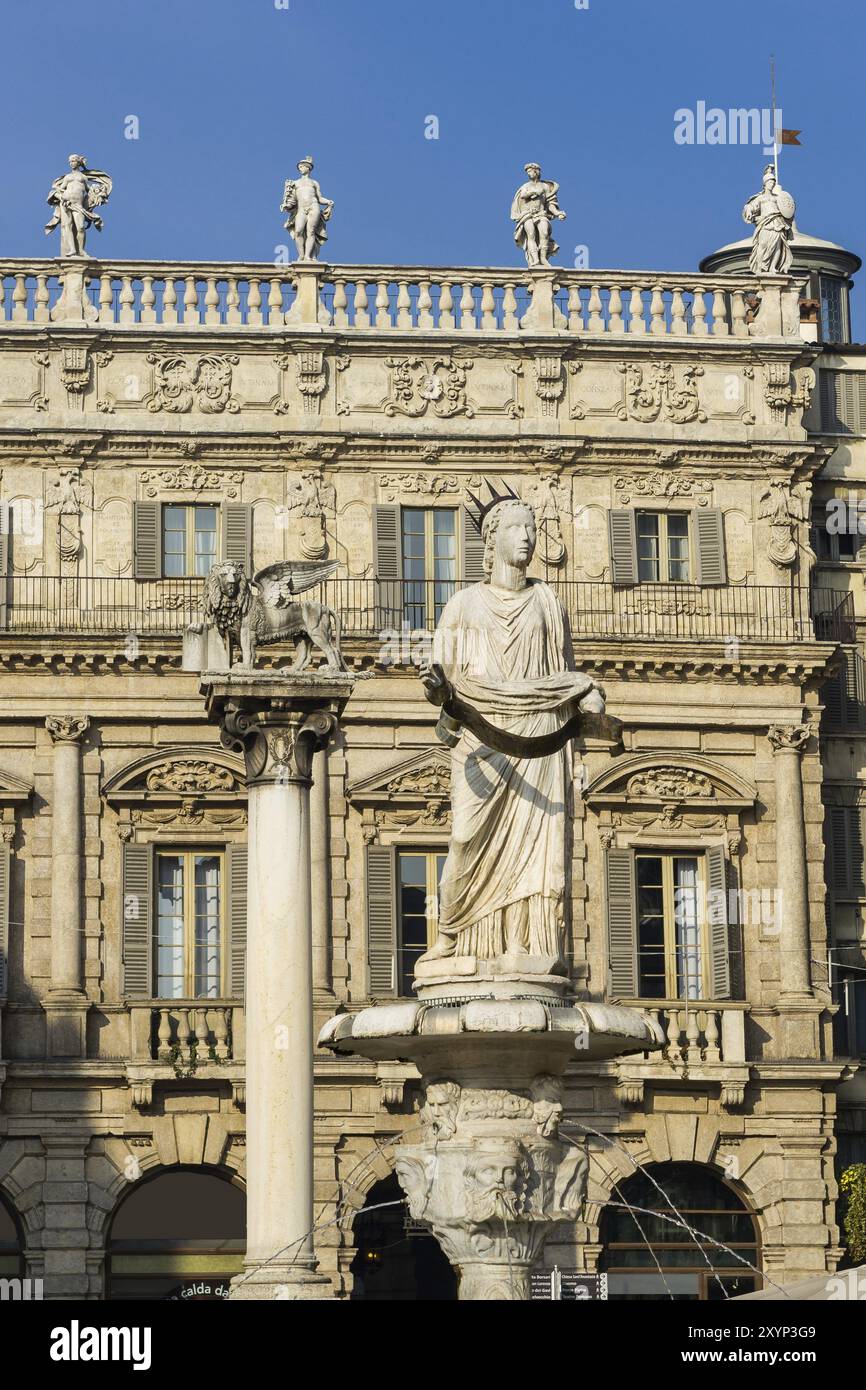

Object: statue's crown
[465,479,522,534]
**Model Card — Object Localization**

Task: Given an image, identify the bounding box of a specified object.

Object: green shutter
[606,846,638,997]
[705,845,732,1000]
[228,843,247,1000]
[224,504,252,572]
[0,504,9,629]
[462,508,486,583]
[121,843,152,998]
[820,371,866,434]
[824,669,844,730]
[608,510,638,586]
[366,843,396,997]
[694,507,727,586]
[0,844,10,1000]
[133,501,160,579]
[373,504,402,635]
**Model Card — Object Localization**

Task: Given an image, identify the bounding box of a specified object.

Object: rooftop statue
[419,484,607,974]
[510,162,566,268]
[280,155,334,262]
[742,164,795,275]
[44,154,112,258]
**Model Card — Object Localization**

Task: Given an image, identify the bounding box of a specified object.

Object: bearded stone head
[421,1079,460,1140]
[463,1139,530,1224]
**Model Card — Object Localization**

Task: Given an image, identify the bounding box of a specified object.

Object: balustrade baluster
[396,279,412,328]
[98,274,115,325]
[704,1009,721,1062]
[459,281,476,331]
[195,1008,210,1056]
[710,287,729,336]
[247,278,262,326]
[375,280,391,329]
[34,274,50,324]
[670,287,686,336]
[418,280,433,329]
[226,275,241,325]
[649,284,666,335]
[731,290,748,338]
[12,275,28,322]
[627,286,646,334]
[332,278,349,328]
[439,282,455,331]
[214,1008,230,1060]
[608,286,623,333]
[567,283,583,332]
[480,281,496,332]
[162,278,178,325]
[204,277,220,325]
[119,276,135,324]
[177,1009,191,1063]
[267,277,283,326]
[685,1010,702,1063]
[184,276,199,325]
[157,1009,172,1062]
[665,1008,683,1063]
[0,276,5,322]
[139,275,156,324]
[502,283,519,331]
[587,285,603,333]
[354,280,370,329]
[691,287,708,336]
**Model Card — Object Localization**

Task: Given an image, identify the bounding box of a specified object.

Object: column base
[43,996,90,1058]
[228,1262,333,1301]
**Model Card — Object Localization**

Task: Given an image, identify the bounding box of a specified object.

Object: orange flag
[780,128,802,145]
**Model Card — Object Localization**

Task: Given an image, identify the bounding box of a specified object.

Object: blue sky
[1,0,863,329]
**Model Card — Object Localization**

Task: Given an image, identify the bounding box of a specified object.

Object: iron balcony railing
[0,576,852,649]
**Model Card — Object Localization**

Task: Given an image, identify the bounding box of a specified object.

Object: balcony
[0,258,801,341]
[0,575,848,650]
[613,1001,750,1111]
[126,1000,245,1111]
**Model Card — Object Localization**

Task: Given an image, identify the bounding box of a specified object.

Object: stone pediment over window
[348,747,451,844]
[0,769,32,842]
[103,744,247,839]
[585,754,757,814]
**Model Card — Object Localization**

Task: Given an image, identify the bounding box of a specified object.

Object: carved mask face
[464,1150,526,1222]
[494,505,536,570]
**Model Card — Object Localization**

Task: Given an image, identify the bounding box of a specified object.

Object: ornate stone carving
[220,703,338,787]
[758,479,809,568]
[743,165,795,275]
[768,722,810,754]
[614,471,712,506]
[384,356,473,418]
[132,801,247,831]
[45,715,89,744]
[46,467,91,564]
[533,355,565,417]
[378,472,468,503]
[295,349,327,410]
[525,473,566,567]
[280,155,334,262]
[60,347,90,395]
[145,760,237,794]
[510,163,566,267]
[201,560,346,672]
[386,763,451,798]
[140,463,243,498]
[283,468,335,560]
[44,154,111,257]
[763,363,814,425]
[626,768,714,800]
[146,355,240,414]
[618,363,706,423]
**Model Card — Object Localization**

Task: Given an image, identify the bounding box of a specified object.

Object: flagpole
[771,54,779,180]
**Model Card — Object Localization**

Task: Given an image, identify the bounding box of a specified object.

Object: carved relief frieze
[282,468,335,559]
[273,349,329,416]
[533,355,565,418]
[763,363,814,425]
[146,354,240,414]
[626,768,714,800]
[377,472,481,503]
[618,362,706,423]
[383,355,474,418]
[139,464,244,498]
[145,759,238,794]
[757,479,809,569]
[613,470,713,507]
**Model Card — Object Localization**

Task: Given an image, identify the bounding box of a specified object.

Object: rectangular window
[397,849,446,996]
[401,508,457,629]
[162,505,219,578]
[155,850,224,998]
[811,502,861,563]
[636,512,691,583]
[636,852,704,1000]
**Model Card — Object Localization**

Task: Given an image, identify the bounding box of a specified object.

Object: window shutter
[0,844,9,1000]
[121,843,152,998]
[694,508,727,586]
[224,504,253,572]
[133,501,160,580]
[606,846,638,997]
[705,845,732,1000]
[819,372,833,430]
[0,503,9,630]
[228,843,247,1000]
[608,510,638,586]
[820,371,866,434]
[462,508,486,583]
[366,843,397,997]
[824,669,844,730]
[372,504,402,635]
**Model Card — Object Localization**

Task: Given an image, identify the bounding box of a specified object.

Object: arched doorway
[107,1166,245,1300]
[0,1191,24,1281]
[350,1174,456,1300]
[600,1161,760,1300]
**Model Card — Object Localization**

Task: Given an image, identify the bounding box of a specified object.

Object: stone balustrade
[644,1003,747,1065]
[129,1002,238,1063]
[0,259,803,340]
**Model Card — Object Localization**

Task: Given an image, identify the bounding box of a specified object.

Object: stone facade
[0,256,855,1297]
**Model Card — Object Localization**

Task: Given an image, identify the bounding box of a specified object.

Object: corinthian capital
[45,715,90,744]
[768,722,810,754]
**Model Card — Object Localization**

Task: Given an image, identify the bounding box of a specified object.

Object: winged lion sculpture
[203,559,346,672]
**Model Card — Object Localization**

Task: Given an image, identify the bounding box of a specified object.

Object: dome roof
[700,225,861,279]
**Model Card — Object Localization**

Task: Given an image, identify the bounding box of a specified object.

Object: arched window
[350,1173,456,1301]
[600,1162,760,1300]
[107,1167,245,1301]
[0,1192,23,1281]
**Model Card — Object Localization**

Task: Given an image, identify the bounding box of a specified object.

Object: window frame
[636,849,708,1001]
[636,509,693,584]
[161,503,221,579]
[395,847,447,997]
[154,847,227,1000]
[400,505,458,630]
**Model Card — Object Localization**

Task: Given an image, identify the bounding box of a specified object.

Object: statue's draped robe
[431,580,593,961]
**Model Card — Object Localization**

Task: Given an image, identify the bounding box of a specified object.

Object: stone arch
[584,752,758,808]
[0,1140,46,1246]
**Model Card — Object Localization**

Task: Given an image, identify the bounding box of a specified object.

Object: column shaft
[48,734,84,996]
[310,747,332,995]
[774,746,812,997]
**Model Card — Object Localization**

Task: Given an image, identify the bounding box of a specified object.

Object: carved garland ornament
[614,471,712,506]
[146,354,241,414]
[618,362,706,423]
[140,464,244,498]
[384,356,474,418]
[626,768,714,800]
[144,760,238,794]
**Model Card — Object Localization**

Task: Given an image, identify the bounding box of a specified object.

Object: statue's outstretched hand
[578,684,606,715]
[420,661,452,708]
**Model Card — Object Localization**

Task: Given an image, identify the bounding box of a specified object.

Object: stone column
[768,722,813,998]
[44,716,90,1058]
[310,747,332,996]
[202,671,351,1300]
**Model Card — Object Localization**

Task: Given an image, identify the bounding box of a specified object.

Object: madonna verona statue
[419,484,606,970]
